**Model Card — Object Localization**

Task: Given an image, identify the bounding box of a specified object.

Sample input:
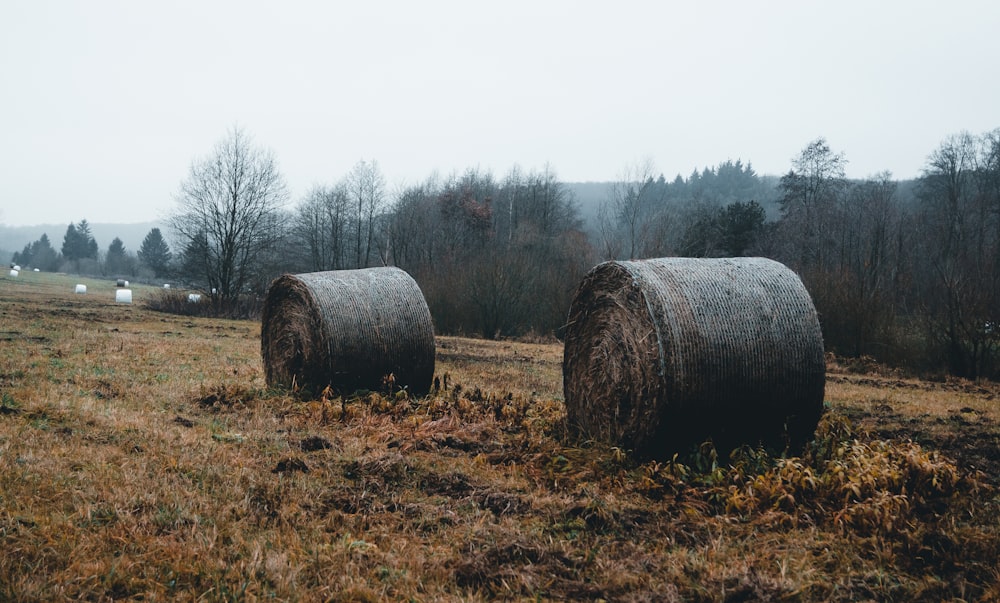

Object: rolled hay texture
[115,289,133,304]
[261,267,435,396]
[563,257,825,458]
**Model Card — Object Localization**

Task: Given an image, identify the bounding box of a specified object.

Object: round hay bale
[8,269,18,278]
[188,293,202,303]
[116,278,126,287]
[74,284,87,294]
[115,289,133,304]
[261,267,435,396]
[563,257,825,458]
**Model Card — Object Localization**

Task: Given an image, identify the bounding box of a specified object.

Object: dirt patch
[273,457,309,474]
[419,471,532,517]
[840,400,1000,486]
[195,384,257,409]
[453,538,605,601]
[300,435,334,452]
[829,373,1000,399]
[92,378,126,400]
[0,331,49,343]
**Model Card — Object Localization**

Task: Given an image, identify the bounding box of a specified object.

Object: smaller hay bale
[8,269,18,278]
[163,283,170,289]
[261,267,435,395]
[74,284,87,294]
[115,289,133,304]
[562,257,825,458]
[13,265,21,271]
[116,278,126,287]
[188,293,202,303]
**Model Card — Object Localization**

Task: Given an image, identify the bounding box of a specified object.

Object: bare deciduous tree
[915,131,1000,378]
[345,159,387,268]
[291,184,350,272]
[777,137,848,272]
[826,172,904,356]
[598,158,663,259]
[169,127,289,302]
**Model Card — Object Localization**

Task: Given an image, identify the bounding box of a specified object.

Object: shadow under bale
[562,257,825,459]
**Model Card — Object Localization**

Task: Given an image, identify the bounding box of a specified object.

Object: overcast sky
[1,1,998,227]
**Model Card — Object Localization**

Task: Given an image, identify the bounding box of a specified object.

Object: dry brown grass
[1,272,999,601]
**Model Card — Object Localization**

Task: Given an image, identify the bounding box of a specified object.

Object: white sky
[1,1,998,227]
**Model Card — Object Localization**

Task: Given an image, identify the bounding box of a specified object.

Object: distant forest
[8,127,1000,380]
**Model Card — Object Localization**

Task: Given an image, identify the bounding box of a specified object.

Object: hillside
[0,221,165,262]
[0,272,998,600]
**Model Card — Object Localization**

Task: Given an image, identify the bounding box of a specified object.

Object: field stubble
[1,273,999,601]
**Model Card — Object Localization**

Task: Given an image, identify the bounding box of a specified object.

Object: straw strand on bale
[563,257,825,458]
[261,267,435,396]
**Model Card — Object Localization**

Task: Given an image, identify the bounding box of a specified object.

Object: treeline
[11,219,171,281]
[11,127,1000,379]
[763,133,1000,380]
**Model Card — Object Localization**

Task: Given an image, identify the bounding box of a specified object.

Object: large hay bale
[261,267,435,395]
[115,289,132,304]
[563,257,825,458]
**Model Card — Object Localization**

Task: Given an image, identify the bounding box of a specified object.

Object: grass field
[1,270,999,601]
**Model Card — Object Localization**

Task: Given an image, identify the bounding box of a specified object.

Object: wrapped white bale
[75,284,87,294]
[163,284,171,289]
[563,257,826,458]
[115,289,133,304]
[13,265,20,271]
[188,293,202,303]
[8,270,18,278]
[116,279,126,287]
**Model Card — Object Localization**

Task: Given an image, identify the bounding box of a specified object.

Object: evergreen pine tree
[137,228,172,277]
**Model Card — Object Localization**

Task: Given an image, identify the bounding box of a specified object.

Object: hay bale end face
[563,257,825,458]
[261,267,435,396]
[115,289,133,304]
